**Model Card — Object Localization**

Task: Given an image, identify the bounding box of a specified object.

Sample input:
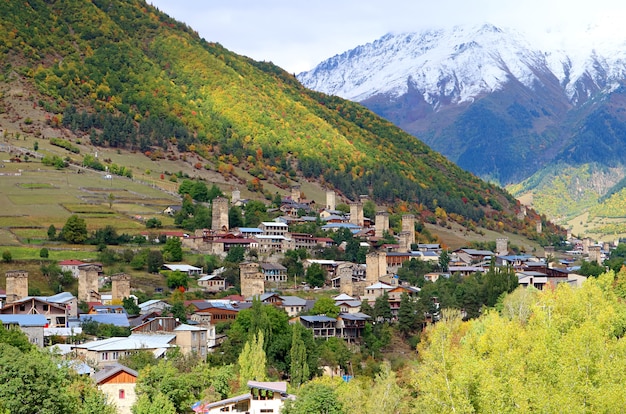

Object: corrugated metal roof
[0,314,48,327]
[300,315,336,323]
[280,296,307,306]
[79,313,130,327]
[73,334,176,351]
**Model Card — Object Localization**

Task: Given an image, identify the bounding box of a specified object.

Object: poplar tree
[289,325,309,387]
[238,331,267,388]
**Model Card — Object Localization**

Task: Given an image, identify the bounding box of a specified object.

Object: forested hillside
[0,0,559,241]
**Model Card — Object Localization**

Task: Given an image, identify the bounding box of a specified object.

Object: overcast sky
[149,0,626,74]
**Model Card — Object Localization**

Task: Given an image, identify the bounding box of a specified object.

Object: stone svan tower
[239,262,265,299]
[375,211,389,238]
[5,270,28,303]
[401,214,416,247]
[326,190,336,211]
[78,264,100,303]
[212,196,229,232]
[111,273,131,301]
[349,201,364,227]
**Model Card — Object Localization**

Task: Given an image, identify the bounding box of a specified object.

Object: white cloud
[149,0,626,73]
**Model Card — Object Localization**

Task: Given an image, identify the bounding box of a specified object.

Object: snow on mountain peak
[297,23,626,107]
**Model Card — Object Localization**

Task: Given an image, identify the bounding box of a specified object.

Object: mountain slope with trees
[0,0,558,241]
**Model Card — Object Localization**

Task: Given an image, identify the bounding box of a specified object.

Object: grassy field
[0,144,185,294]
[0,147,180,239]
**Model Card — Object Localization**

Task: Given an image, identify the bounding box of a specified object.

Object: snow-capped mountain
[299,23,626,108]
[298,24,626,185]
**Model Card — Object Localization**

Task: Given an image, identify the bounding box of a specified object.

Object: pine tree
[397,292,416,335]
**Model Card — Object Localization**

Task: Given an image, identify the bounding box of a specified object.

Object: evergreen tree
[397,292,416,335]
[228,205,244,228]
[373,291,392,322]
[438,250,450,272]
[47,224,56,240]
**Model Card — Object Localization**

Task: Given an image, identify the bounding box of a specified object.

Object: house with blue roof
[0,314,47,347]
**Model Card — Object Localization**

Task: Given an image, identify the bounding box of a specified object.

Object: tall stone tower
[588,245,602,265]
[78,264,100,303]
[349,202,364,227]
[536,220,542,234]
[291,185,301,203]
[402,214,416,247]
[375,211,390,238]
[337,263,355,296]
[111,273,131,301]
[239,262,265,298]
[365,251,387,284]
[212,196,229,232]
[232,189,241,205]
[398,232,411,252]
[582,237,591,254]
[5,270,28,303]
[326,190,336,211]
[496,238,509,256]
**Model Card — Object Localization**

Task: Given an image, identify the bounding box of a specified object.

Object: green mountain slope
[0,0,559,242]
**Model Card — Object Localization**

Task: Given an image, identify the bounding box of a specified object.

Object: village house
[58,259,83,277]
[255,234,290,254]
[297,315,337,340]
[174,324,208,358]
[333,293,362,314]
[0,295,73,328]
[162,264,203,276]
[198,267,227,292]
[192,381,293,414]
[361,281,394,305]
[259,221,289,236]
[162,205,182,216]
[73,334,176,367]
[0,314,47,347]
[336,313,370,343]
[387,285,421,318]
[259,262,287,283]
[94,363,138,414]
[138,299,170,315]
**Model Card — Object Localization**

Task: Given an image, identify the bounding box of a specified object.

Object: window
[101,352,109,361]
[19,305,25,312]
[112,351,119,360]
[42,304,49,311]
[119,389,125,399]
[260,410,274,413]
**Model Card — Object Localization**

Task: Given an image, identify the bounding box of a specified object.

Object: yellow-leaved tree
[410,274,626,413]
